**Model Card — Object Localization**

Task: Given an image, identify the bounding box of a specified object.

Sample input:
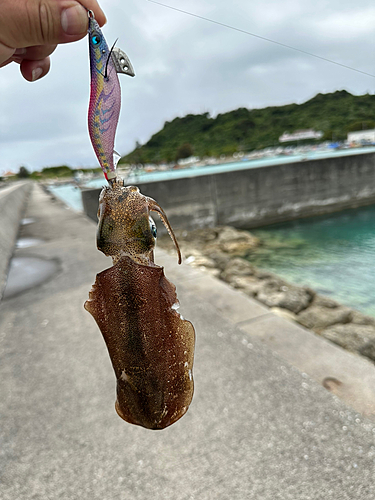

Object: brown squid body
[85,182,195,429]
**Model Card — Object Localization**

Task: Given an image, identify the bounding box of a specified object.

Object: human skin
[0,0,106,81]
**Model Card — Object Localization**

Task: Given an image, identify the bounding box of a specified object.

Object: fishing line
[145,0,375,79]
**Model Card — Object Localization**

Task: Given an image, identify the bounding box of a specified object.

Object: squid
[85,12,195,429]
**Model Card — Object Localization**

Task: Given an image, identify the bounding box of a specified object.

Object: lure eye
[151,223,157,239]
[92,34,101,45]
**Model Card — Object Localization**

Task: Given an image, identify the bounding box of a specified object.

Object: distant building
[279,129,323,143]
[347,129,375,144]
[177,156,199,166]
[2,170,16,178]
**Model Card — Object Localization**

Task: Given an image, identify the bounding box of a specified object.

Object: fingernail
[14,48,26,55]
[61,4,88,35]
[31,67,43,81]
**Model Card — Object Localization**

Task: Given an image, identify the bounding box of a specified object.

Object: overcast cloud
[0,0,374,174]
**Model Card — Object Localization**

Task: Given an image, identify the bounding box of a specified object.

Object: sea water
[250,205,375,316]
[48,184,86,212]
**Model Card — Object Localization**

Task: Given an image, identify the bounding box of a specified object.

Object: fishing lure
[85,13,195,429]
[87,10,135,181]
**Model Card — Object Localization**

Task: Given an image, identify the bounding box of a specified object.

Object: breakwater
[81,150,375,230]
[0,182,31,298]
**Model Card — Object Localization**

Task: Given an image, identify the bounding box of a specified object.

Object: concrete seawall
[82,151,375,230]
[0,182,31,298]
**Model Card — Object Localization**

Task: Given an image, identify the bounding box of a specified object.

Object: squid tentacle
[147,197,182,265]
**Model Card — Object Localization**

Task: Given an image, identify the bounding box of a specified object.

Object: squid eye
[151,224,157,238]
[92,34,101,45]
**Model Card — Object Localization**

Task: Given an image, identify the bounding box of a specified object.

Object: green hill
[121,90,375,164]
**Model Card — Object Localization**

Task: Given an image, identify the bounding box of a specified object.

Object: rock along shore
[158,225,375,364]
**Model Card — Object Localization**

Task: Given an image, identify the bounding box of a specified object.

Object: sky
[0,0,374,174]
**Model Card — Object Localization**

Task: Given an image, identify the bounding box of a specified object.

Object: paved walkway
[1,184,375,500]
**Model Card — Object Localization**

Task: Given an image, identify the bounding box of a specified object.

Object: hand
[0,0,106,81]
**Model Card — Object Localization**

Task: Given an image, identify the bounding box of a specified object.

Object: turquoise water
[48,184,85,212]
[250,206,375,316]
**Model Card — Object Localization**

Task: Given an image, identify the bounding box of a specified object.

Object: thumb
[0,0,106,51]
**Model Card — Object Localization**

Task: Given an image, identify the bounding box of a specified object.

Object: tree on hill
[175,143,194,161]
[17,166,30,178]
[122,91,375,164]
[41,165,73,177]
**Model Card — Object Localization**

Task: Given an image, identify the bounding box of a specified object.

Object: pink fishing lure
[87,11,135,181]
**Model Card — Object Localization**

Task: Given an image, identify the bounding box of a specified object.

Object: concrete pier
[2,183,375,499]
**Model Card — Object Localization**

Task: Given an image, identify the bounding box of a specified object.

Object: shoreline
[158,225,375,365]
